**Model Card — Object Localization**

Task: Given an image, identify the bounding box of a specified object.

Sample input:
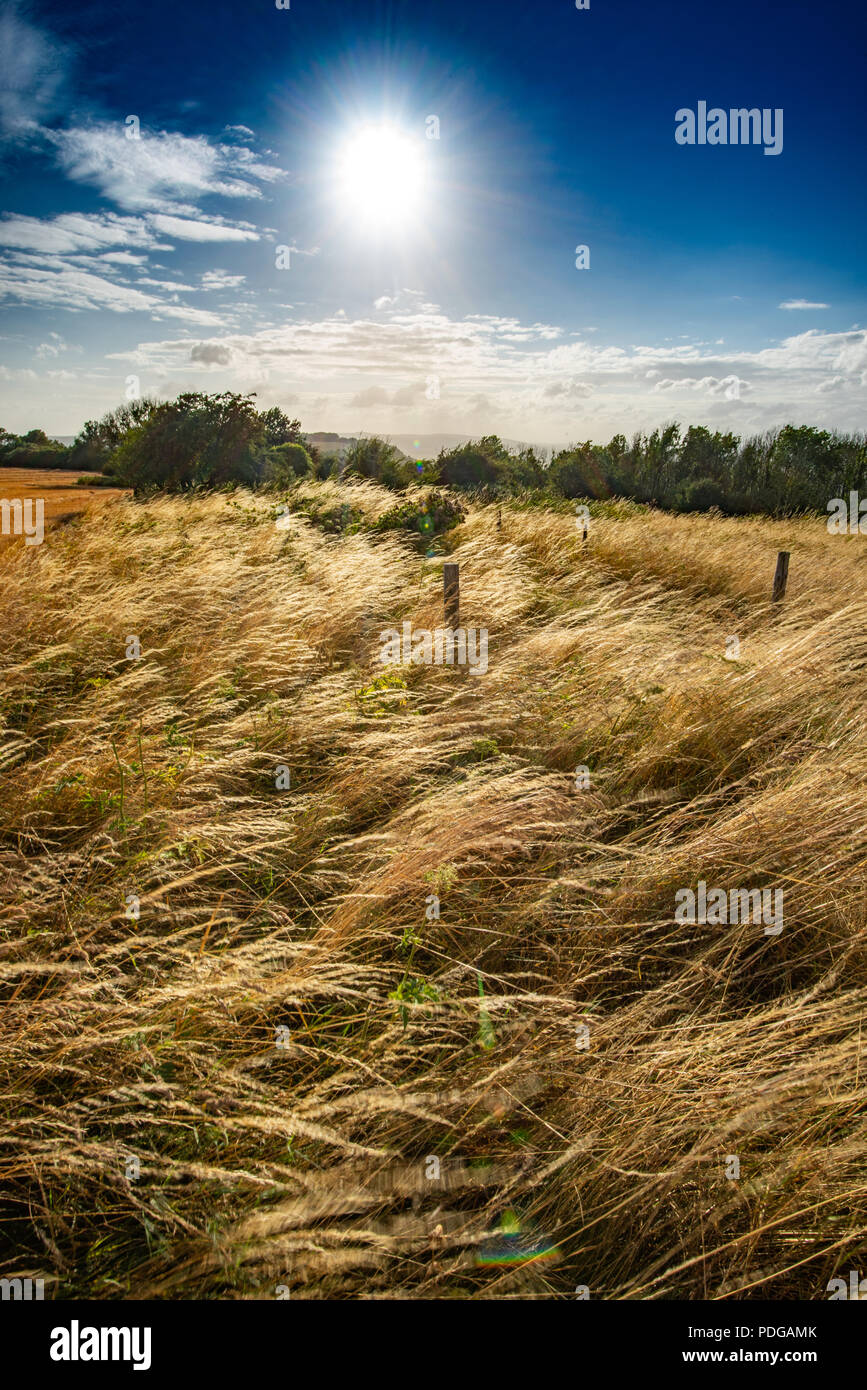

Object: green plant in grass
[353,670,408,717]
[389,974,440,1030]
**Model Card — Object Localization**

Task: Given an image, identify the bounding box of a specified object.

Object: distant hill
[304,433,361,459]
[306,431,555,460]
[305,432,413,464]
[386,432,554,459]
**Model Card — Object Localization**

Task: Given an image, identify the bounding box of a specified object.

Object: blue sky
[0,0,864,443]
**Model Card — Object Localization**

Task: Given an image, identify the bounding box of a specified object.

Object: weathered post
[443,562,460,630]
[772,551,790,602]
[497,506,502,530]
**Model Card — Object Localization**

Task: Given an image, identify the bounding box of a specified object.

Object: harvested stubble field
[0,467,129,532]
[0,480,865,1301]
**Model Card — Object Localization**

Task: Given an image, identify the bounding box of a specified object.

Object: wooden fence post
[443,563,460,630]
[772,551,790,602]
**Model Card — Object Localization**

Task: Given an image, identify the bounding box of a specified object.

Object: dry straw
[0,483,865,1299]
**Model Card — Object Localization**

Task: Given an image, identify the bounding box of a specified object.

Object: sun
[337,125,426,231]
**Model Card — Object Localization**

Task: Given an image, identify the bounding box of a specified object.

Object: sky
[0,0,865,446]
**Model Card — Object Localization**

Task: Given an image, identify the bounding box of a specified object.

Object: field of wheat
[0,480,864,1300]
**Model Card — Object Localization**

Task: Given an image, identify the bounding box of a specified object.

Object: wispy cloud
[779,299,830,311]
[148,213,259,243]
[103,311,867,437]
[0,212,161,255]
[0,260,225,324]
[34,332,77,358]
[201,270,246,290]
[50,122,289,213]
[0,3,71,138]
[0,207,258,328]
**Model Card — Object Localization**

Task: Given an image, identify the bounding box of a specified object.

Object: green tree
[70,398,159,472]
[263,441,312,485]
[342,436,408,487]
[112,392,266,492]
[259,407,302,448]
[548,441,614,499]
[432,437,508,491]
[679,426,738,485]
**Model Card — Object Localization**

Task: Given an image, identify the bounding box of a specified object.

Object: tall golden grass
[0,482,865,1299]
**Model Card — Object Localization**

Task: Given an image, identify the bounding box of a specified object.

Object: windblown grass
[0,481,864,1299]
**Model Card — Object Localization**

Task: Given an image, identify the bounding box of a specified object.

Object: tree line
[3,391,864,516]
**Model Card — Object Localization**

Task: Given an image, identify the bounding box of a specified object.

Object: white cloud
[754,328,867,376]
[0,4,70,137]
[136,277,195,292]
[153,304,226,326]
[99,311,865,439]
[779,299,830,311]
[0,212,159,255]
[0,365,38,381]
[0,263,155,314]
[0,261,224,324]
[543,379,593,399]
[50,122,289,213]
[0,210,260,267]
[201,269,246,291]
[350,385,392,407]
[0,209,257,333]
[148,213,259,243]
[35,333,76,357]
[9,291,865,438]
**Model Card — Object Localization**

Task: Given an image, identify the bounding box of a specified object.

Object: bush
[431,437,509,491]
[373,490,465,542]
[313,452,339,480]
[0,442,74,470]
[342,436,410,488]
[297,499,366,534]
[263,442,312,486]
[547,447,596,499]
[673,477,728,513]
